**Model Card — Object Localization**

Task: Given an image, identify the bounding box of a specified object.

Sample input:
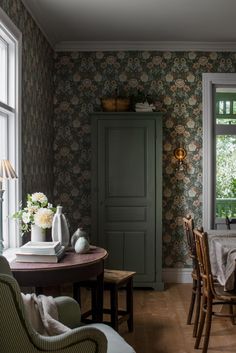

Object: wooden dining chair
[182,215,201,337]
[193,228,236,353]
[225,216,236,229]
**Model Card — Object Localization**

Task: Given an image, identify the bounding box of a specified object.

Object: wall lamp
[174,147,187,171]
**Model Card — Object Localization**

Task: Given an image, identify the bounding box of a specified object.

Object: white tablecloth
[208,231,236,291]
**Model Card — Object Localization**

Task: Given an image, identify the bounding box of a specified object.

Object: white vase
[31,224,46,242]
[51,206,70,247]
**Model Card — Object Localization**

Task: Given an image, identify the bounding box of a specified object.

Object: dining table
[208,230,236,291]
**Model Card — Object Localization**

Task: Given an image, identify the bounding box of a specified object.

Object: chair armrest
[54,296,82,329]
[87,323,136,353]
[31,326,108,353]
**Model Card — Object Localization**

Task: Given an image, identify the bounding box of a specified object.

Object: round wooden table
[10,246,108,322]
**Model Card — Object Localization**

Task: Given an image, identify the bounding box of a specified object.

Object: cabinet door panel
[97,118,155,282]
[105,206,147,222]
[106,231,124,269]
[107,127,145,196]
[124,231,146,274]
[105,231,146,275]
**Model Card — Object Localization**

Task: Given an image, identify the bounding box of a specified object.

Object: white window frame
[0,8,22,249]
[202,73,236,231]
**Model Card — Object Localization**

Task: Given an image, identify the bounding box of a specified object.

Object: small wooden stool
[103,269,135,332]
[80,269,135,332]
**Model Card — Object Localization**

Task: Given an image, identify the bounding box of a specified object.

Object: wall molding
[162,268,192,283]
[54,41,236,52]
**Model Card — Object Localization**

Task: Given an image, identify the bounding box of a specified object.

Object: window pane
[0,112,9,248]
[0,38,7,104]
[216,135,236,217]
[216,93,236,125]
[216,117,236,125]
[233,101,236,114]
[0,112,7,159]
[219,101,224,114]
[2,181,9,249]
[226,101,231,114]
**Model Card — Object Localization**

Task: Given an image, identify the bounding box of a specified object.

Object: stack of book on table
[15,241,65,263]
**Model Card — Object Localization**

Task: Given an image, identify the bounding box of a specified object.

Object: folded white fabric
[135,102,155,111]
[21,293,70,336]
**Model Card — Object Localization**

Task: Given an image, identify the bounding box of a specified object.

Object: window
[215,91,236,221]
[0,8,21,249]
[203,74,236,230]
[216,92,236,125]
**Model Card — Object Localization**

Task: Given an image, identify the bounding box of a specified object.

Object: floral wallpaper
[0,0,54,201]
[54,51,236,268]
[2,1,236,268]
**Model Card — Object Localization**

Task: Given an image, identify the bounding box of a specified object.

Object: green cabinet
[91,112,163,290]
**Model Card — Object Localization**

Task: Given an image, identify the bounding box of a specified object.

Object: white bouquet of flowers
[13,192,55,234]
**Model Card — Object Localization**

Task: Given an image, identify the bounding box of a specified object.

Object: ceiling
[21,0,236,51]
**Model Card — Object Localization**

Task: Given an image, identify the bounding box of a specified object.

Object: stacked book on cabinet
[15,241,65,263]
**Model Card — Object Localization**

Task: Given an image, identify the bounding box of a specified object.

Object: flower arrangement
[13,192,55,234]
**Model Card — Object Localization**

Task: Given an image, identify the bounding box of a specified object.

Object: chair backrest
[0,256,47,352]
[0,273,40,353]
[225,216,236,230]
[183,215,196,259]
[193,228,214,296]
[0,255,13,276]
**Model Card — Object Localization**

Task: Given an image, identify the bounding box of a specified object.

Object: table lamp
[0,159,18,255]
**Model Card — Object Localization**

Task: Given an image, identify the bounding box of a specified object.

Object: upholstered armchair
[0,255,135,353]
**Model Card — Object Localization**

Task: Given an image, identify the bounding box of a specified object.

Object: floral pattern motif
[2,1,236,268]
[54,51,236,268]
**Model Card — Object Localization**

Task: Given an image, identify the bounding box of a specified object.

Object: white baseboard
[162,268,192,283]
